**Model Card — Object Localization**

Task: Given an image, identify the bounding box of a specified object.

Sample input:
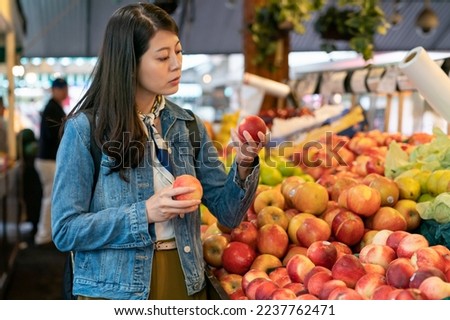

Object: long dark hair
[63,3,179,178]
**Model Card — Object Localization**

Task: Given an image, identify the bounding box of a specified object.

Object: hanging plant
[249,0,326,71]
[249,0,390,70]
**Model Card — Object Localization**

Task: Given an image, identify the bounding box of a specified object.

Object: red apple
[331,254,366,289]
[202,234,229,268]
[287,213,316,245]
[222,241,257,275]
[385,257,416,288]
[229,287,246,300]
[296,293,320,300]
[250,253,282,274]
[306,240,337,269]
[230,221,258,250]
[303,266,332,289]
[331,210,365,246]
[291,181,329,215]
[296,217,331,248]
[370,229,394,246]
[219,273,243,296]
[257,223,289,259]
[342,184,381,217]
[330,177,359,202]
[238,114,267,143]
[370,207,407,231]
[331,241,353,259]
[173,174,203,200]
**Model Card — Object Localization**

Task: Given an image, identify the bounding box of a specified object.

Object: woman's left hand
[230,128,267,168]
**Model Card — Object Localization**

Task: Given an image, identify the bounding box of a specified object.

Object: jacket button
[183,245,191,253]
[167,147,172,154]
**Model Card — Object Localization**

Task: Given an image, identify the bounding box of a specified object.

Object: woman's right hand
[145,185,201,223]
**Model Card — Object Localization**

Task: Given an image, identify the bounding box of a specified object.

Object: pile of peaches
[201,129,450,300]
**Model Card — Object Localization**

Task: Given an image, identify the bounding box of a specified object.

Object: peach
[173,174,203,200]
[411,247,446,271]
[318,279,347,300]
[328,287,363,300]
[370,229,394,246]
[396,233,429,259]
[393,288,425,300]
[385,258,416,289]
[331,254,366,288]
[362,263,386,275]
[283,282,307,296]
[307,271,333,297]
[254,280,279,300]
[286,254,315,284]
[282,245,308,266]
[295,293,320,300]
[371,284,396,300]
[409,266,447,289]
[303,266,332,289]
[245,277,271,300]
[268,287,297,300]
[358,244,397,270]
[385,230,410,252]
[418,276,450,300]
[354,272,387,299]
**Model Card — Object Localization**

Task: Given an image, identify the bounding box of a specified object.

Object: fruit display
[201,128,450,300]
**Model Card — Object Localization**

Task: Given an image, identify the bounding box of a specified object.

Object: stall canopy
[13,0,450,58]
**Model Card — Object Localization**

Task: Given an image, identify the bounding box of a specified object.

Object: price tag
[350,68,369,93]
[366,67,385,92]
[377,66,398,94]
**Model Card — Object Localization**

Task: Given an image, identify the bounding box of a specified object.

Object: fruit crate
[205,266,229,300]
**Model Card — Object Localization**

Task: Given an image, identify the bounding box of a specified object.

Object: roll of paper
[243,72,291,97]
[398,46,450,122]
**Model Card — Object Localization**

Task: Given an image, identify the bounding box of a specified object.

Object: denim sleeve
[51,114,151,252]
[193,117,260,229]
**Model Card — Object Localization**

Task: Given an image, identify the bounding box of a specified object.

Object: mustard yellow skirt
[78,248,206,300]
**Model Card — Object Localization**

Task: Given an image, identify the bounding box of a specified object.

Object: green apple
[260,166,283,186]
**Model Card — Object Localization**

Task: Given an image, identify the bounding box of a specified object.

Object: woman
[51,3,265,300]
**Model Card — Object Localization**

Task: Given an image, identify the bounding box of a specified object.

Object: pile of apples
[201,129,450,300]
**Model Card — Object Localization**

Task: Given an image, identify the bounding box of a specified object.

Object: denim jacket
[51,101,260,299]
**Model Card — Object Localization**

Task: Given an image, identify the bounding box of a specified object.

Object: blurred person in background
[35,78,68,245]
